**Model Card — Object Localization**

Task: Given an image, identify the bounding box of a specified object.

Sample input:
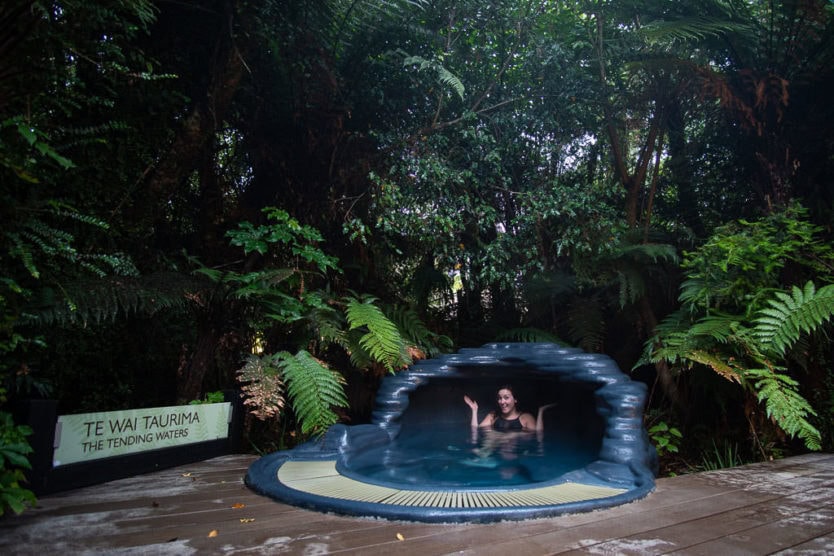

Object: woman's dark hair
[496,385,516,397]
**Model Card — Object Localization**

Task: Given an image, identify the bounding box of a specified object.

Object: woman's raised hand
[463,395,478,411]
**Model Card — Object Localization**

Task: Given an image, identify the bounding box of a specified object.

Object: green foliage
[385,304,453,358]
[226,208,338,274]
[648,421,683,457]
[402,53,465,101]
[188,391,225,405]
[644,206,834,451]
[346,295,410,373]
[23,272,198,326]
[753,282,834,358]
[0,388,36,515]
[221,214,441,435]
[237,351,347,436]
[698,439,746,472]
[678,203,834,313]
[746,367,821,451]
[279,350,347,436]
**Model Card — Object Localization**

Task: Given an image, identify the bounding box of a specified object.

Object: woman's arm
[534,403,558,431]
[464,396,495,428]
[464,395,480,428]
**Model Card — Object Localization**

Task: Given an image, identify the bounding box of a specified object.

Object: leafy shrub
[0,397,36,515]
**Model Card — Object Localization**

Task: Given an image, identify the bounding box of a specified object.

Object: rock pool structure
[246,342,657,522]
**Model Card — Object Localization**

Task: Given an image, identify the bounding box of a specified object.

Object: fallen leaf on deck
[396,533,405,541]
[239,518,255,523]
[231,502,246,509]
[207,530,218,538]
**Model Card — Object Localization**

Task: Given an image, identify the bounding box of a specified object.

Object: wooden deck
[1,452,833,555]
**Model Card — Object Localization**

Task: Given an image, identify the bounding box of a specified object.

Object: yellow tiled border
[277,460,626,508]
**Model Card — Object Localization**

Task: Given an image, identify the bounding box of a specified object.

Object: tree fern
[345,295,409,372]
[640,17,753,45]
[753,282,834,357]
[278,350,347,435]
[564,295,606,353]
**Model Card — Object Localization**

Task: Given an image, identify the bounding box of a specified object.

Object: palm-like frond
[753,282,834,357]
[639,16,753,45]
[746,367,821,451]
[279,350,347,435]
[23,271,203,326]
[345,295,409,372]
[564,295,606,353]
[385,304,452,358]
[608,243,678,308]
[402,54,465,100]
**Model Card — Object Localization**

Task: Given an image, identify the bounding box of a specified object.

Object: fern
[402,53,465,100]
[753,282,834,357]
[745,367,821,451]
[278,350,347,435]
[236,355,286,420]
[564,295,606,352]
[640,17,753,45]
[684,350,741,384]
[22,272,202,326]
[345,295,409,372]
[385,304,452,358]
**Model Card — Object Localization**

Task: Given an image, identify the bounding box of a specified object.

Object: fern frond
[614,242,679,265]
[310,305,347,346]
[745,367,821,451]
[403,54,465,100]
[752,282,834,356]
[278,350,347,435]
[23,271,202,326]
[564,296,606,352]
[640,17,752,45]
[685,350,741,384]
[345,295,409,372]
[385,304,452,358]
[688,313,738,342]
[236,354,285,421]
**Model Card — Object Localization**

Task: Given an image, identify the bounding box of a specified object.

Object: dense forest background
[3,0,834,479]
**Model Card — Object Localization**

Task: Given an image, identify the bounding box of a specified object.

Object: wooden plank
[663,506,834,555]
[555,483,834,554]
[1,453,833,556]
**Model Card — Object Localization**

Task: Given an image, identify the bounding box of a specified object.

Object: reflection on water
[341,423,598,488]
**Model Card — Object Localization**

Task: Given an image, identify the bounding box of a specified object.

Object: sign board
[52,402,232,466]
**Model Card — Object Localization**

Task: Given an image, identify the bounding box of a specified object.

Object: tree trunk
[143,3,246,217]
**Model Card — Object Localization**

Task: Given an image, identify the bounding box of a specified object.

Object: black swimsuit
[492,415,524,432]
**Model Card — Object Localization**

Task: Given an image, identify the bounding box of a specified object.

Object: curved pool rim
[245,343,658,523]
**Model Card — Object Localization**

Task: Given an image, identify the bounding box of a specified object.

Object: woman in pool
[464,385,556,432]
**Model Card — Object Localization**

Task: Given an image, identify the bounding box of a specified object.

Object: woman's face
[496,388,517,415]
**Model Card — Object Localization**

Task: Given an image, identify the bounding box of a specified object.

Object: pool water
[339,423,599,488]
[246,343,657,522]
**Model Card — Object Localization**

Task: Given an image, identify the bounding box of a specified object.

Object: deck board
[1,452,833,555]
